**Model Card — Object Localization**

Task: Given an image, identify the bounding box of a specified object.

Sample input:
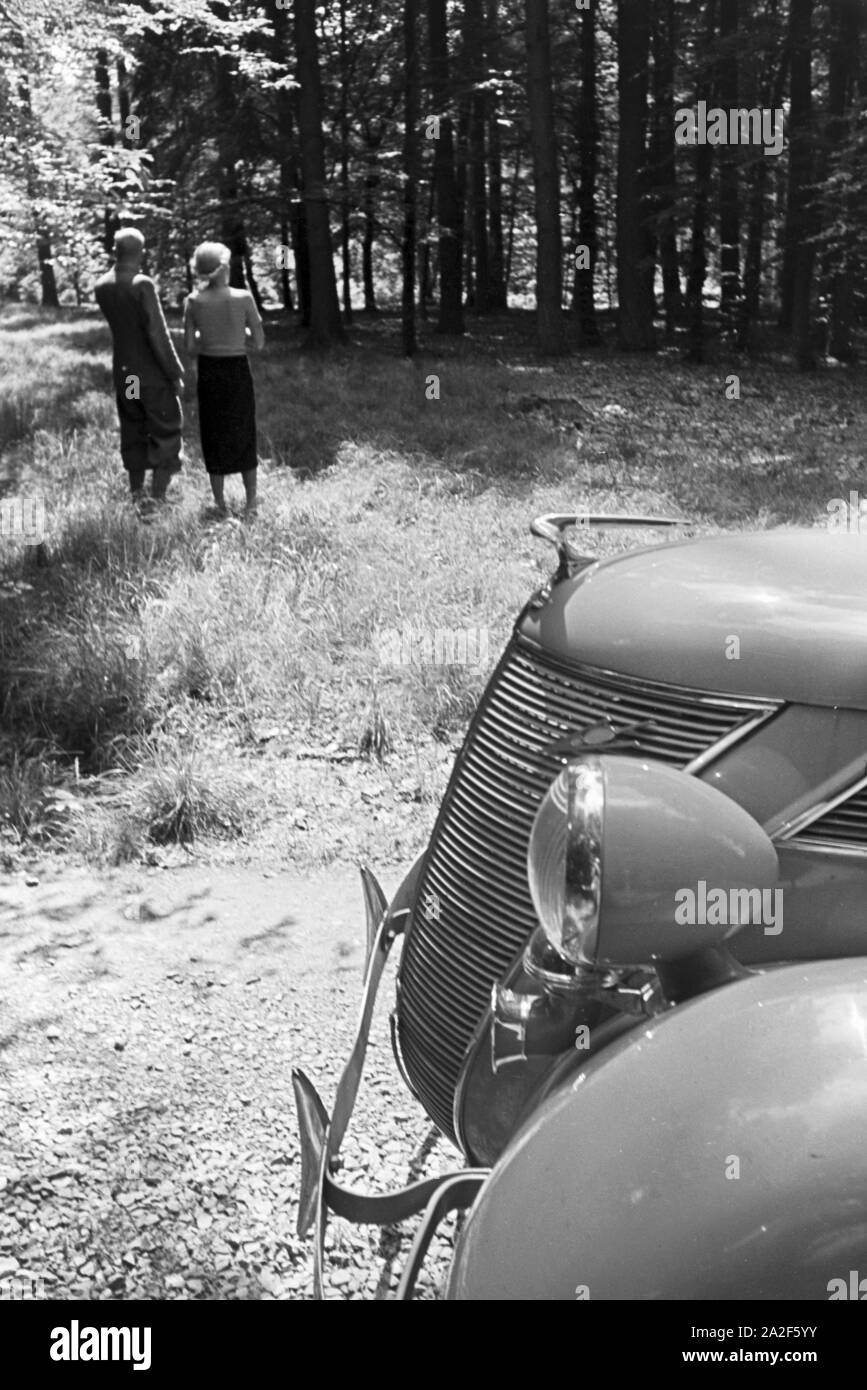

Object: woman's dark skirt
[197,355,257,475]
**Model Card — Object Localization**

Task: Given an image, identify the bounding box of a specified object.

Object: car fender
[447,957,867,1300]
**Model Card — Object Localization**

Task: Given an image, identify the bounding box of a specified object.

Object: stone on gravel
[138,900,168,921]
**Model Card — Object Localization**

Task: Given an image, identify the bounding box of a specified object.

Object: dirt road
[0,862,458,1300]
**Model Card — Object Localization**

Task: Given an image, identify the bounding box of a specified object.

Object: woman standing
[183,243,265,516]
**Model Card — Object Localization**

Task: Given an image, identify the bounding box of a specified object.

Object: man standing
[95,228,184,503]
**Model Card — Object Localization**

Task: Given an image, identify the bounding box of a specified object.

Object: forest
[1,0,864,366]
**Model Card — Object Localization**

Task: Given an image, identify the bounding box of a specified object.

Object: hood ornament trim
[530,512,690,584]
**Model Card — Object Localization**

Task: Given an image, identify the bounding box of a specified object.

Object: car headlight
[528,755,780,969]
[528,757,604,966]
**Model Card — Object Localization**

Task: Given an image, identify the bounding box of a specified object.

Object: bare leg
[151,467,171,500]
[242,469,257,516]
[209,474,227,513]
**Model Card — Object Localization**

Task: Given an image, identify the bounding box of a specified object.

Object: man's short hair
[114,227,145,259]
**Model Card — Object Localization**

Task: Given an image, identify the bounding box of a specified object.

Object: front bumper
[292,864,489,1299]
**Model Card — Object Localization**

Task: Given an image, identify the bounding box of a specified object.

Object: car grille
[396,632,778,1143]
[792,783,867,848]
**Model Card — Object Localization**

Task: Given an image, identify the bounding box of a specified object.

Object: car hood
[520,530,867,709]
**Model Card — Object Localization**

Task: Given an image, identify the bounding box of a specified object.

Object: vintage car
[293,515,867,1300]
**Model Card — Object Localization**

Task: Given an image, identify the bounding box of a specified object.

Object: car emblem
[547,718,656,759]
[422,888,442,923]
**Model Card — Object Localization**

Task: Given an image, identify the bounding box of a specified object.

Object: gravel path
[0,863,461,1300]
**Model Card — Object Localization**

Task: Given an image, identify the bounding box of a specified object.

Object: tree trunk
[243,248,264,313]
[718,0,741,339]
[419,175,436,311]
[182,218,194,295]
[785,0,817,367]
[827,0,862,361]
[95,50,113,138]
[117,60,133,148]
[456,103,472,303]
[293,186,312,326]
[504,145,522,290]
[686,144,713,363]
[402,0,420,356]
[486,0,507,308]
[278,214,294,310]
[295,0,344,346]
[95,49,119,255]
[362,129,380,312]
[525,0,563,354]
[685,0,717,364]
[464,0,490,312]
[428,0,465,332]
[616,0,655,350]
[575,2,601,345]
[651,0,682,338]
[739,155,766,346]
[464,198,475,306]
[37,235,59,308]
[738,47,766,350]
[214,43,249,289]
[271,0,300,315]
[738,25,789,350]
[779,0,814,338]
[18,74,59,306]
[339,0,353,322]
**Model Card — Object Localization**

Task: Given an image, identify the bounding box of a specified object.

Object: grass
[1,303,864,867]
[129,737,247,847]
[0,750,71,854]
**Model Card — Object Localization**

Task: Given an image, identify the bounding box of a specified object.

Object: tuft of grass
[358,695,393,762]
[3,598,157,770]
[130,739,247,846]
[405,662,484,743]
[0,386,40,453]
[0,751,72,845]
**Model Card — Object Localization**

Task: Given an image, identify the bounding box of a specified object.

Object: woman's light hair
[193,241,232,282]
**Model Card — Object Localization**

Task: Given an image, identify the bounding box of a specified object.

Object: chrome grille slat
[441,804,529,878]
[407,914,501,1003]
[431,847,534,929]
[486,698,715,746]
[793,786,867,847]
[456,755,538,816]
[397,633,779,1142]
[485,695,727,765]
[422,874,531,981]
[459,754,549,813]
